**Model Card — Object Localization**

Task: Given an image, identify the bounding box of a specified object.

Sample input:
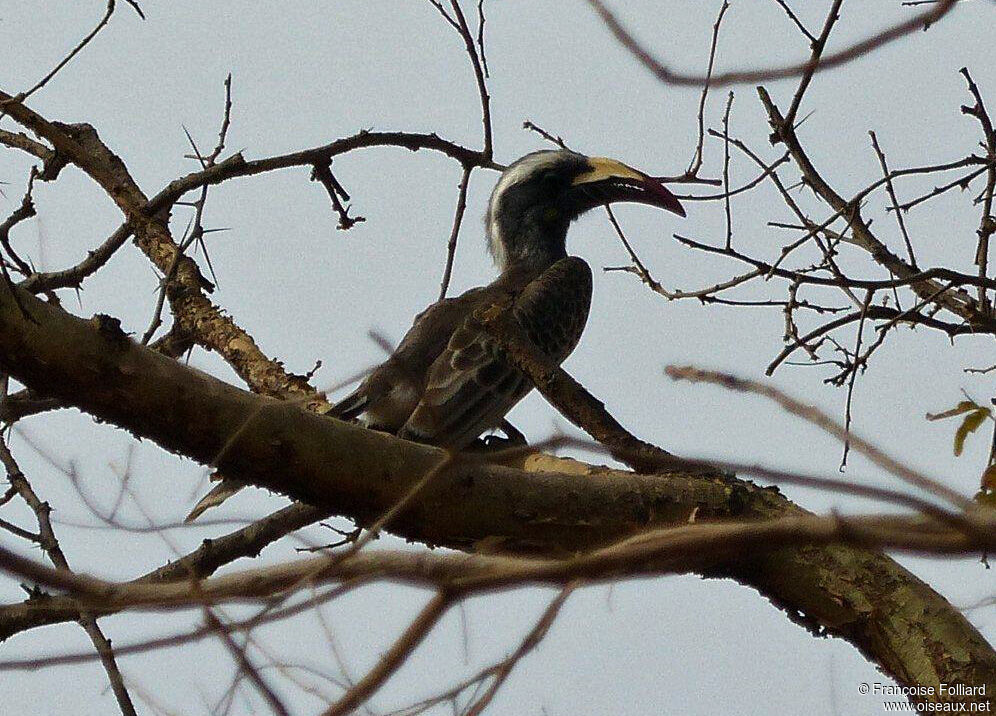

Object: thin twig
[665,366,972,509]
[721,91,734,249]
[0,440,138,716]
[447,0,493,160]
[462,584,577,715]
[2,0,145,109]
[771,0,817,43]
[322,592,452,716]
[840,290,874,469]
[204,609,291,716]
[0,171,38,277]
[960,68,996,311]
[311,161,366,230]
[783,0,844,130]
[869,131,917,269]
[685,1,731,178]
[438,164,474,298]
[475,0,490,78]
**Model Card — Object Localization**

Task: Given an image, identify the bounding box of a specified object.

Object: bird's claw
[481,433,527,450]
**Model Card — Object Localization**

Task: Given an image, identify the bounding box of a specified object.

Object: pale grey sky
[2,1,995,714]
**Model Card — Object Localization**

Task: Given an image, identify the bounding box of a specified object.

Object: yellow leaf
[926,400,981,422]
[954,408,989,456]
[982,464,996,491]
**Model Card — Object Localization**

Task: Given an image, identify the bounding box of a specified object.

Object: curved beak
[572,156,685,217]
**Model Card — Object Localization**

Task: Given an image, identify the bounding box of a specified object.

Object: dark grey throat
[488,209,570,275]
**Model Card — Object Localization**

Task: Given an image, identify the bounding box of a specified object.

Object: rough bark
[1,279,994,704]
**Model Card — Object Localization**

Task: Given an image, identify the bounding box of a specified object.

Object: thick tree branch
[1,275,994,701]
[0,88,329,410]
[475,298,687,473]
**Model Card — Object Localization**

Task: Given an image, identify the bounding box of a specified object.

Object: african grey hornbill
[330,150,685,448]
[186,150,683,521]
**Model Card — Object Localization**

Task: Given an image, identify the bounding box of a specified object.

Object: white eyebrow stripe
[492,153,553,196]
[485,152,562,270]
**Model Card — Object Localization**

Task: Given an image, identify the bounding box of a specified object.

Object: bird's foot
[478,420,528,452]
[481,434,526,451]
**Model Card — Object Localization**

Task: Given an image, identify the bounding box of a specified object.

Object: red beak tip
[653,183,686,218]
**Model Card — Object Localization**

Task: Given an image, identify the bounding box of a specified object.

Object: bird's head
[485,150,685,271]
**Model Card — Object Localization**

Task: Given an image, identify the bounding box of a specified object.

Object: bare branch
[322,592,451,716]
[0,172,37,277]
[770,0,817,43]
[665,365,971,508]
[462,584,576,715]
[584,0,959,88]
[960,68,996,311]
[783,0,844,130]
[204,609,290,716]
[311,161,366,231]
[0,440,138,716]
[721,91,734,248]
[685,1,731,179]
[21,223,132,293]
[447,0,493,161]
[1,0,144,108]
[0,130,66,180]
[869,131,918,270]
[476,293,694,474]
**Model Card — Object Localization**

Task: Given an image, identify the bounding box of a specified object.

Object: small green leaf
[954,408,989,456]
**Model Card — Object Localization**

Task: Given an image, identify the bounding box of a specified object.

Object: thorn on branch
[0,172,40,322]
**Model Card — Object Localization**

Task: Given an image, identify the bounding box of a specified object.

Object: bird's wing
[328,286,491,429]
[329,385,369,421]
[400,256,592,448]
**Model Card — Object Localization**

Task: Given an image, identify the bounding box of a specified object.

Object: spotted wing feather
[400,257,592,448]
[329,286,489,430]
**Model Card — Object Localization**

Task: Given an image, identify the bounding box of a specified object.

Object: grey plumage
[335,257,591,448]
[187,149,683,520]
[331,150,683,450]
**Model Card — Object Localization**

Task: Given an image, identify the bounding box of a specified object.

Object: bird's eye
[539,170,560,188]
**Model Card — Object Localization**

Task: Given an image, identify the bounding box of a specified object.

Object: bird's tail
[184,477,246,523]
[185,388,370,523]
[329,387,369,421]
